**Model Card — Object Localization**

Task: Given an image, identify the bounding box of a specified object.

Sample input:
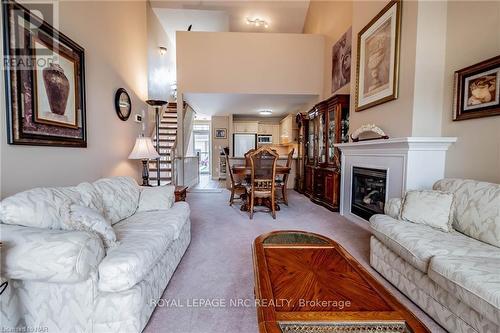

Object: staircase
[149,102,178,186]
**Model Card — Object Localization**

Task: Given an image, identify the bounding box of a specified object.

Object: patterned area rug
[279,322,411,333]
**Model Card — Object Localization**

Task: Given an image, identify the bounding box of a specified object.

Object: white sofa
[369,179,500,333]
[0,176,191,333]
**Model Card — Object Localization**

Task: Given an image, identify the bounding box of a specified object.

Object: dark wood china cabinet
[295,94,349,211]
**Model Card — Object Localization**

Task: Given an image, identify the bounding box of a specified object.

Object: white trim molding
[334,137,457,224]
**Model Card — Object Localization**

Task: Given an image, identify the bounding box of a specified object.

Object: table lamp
[128,136,160,186]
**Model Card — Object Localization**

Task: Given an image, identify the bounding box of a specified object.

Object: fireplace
[351,167,387,220]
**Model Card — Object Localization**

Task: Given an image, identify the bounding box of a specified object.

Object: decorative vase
[42,63,70,115]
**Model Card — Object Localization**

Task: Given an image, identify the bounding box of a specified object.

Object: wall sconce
[159,47,167,56]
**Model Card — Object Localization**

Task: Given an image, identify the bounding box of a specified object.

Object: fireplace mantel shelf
[334,137,457,151]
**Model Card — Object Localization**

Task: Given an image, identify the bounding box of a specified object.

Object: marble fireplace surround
[335,137,457,224]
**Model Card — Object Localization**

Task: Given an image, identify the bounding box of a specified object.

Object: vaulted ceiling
[151,0,310,34]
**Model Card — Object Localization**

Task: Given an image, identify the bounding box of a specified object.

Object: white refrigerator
[233,134,257,157]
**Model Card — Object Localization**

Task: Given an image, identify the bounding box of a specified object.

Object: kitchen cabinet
[280,114,297,144]
[258,123,273,135]
[233,121,258,133]
[296,94,349,211]
[272,125,280,144]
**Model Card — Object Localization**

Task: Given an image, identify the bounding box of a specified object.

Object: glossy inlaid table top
[252,231,430,333]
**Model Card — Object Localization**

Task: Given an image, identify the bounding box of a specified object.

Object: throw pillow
[401,190,454,232]
[137,186,175,212]
[62,204,117,249]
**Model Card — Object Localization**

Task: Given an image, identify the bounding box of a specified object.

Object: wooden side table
[175,186,188,202]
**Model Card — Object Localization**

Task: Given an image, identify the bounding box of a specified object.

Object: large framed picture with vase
[2,1,87,147]
[355,0,402,112]
[453,55,500,121]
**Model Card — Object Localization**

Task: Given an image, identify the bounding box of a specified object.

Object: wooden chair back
[223,147,235,185]
[244,149,256,167]
[286,148,295,168]
[249,147,279,193]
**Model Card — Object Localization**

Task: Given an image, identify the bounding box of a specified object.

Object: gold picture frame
[355,0,402,112]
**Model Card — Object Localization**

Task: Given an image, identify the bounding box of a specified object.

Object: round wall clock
[115,88,132,121]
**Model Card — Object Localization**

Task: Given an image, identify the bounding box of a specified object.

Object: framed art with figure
[215,128,227,139]
[2,1,87,147]
[331,27,352,94]
[453,55,500,121]
[355,0,402,112]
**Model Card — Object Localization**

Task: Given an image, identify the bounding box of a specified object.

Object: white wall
[441,1,500,183]
[303,0,353,98]
[211,116,229,179]
[303,0,500,183]
[0,1,160,197]
[348,0,418,138]
[147,3,172,103]
[176,31,324,95]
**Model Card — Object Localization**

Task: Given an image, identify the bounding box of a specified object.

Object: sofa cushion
[384,198,402,220]
[370,214,500,272]
[75,182,105,215]
[93,176,140,225]
[434,178,500,248]
[0,187,82,229]
[401,190,454,232]
[98,202,190,292]
[428,255,500,326]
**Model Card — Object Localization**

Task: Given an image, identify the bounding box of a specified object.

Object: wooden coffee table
[252,231,430,333]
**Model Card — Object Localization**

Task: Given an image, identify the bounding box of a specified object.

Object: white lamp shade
[128,137,160,160]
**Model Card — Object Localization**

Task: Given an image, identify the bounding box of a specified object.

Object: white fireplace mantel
[334,137,457,224]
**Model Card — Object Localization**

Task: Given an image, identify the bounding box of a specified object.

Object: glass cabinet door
[307,119,314,162]
[318,112,325,163]
[328,109,336,164]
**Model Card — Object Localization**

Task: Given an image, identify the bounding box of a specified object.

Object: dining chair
[247,146,279,219]
[275,148,294,206]
[224,148,247,206]
[244,149,256,167]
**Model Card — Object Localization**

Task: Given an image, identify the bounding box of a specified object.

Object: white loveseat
[0,176,191,333]
[369,179,500,333]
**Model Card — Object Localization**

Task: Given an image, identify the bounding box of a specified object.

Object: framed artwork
[3,1,87,147]
[331,27,352,94]
[214,128,227,139]
[453,55,500,121]
[355,0,402,112]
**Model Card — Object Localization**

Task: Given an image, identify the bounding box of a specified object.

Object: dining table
[231,164,291,212]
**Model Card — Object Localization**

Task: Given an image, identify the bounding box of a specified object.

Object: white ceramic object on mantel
[334,137,457,224]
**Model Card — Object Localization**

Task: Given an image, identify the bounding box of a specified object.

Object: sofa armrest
[384,198,402,220]
[0,224,105,283]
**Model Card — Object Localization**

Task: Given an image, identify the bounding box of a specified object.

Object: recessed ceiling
[184,93,318,117]
[151,1,310,33]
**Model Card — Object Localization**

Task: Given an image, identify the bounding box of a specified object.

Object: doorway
[193,122,210,175]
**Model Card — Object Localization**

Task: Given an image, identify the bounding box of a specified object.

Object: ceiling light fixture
[159,47,167,56]
[246,17,269,28]
[259,110,273,116]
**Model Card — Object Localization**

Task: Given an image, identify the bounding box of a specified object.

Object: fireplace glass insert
[351,167,387,220]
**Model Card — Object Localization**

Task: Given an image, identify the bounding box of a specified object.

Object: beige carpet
[143,190,445,333]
